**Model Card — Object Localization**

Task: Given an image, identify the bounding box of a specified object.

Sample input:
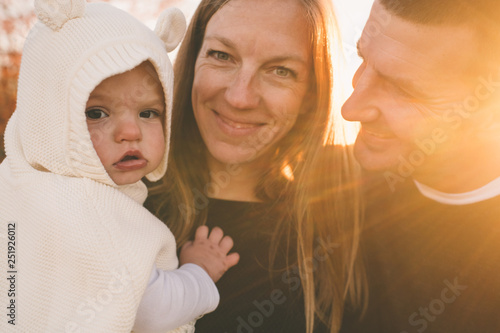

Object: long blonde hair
[150,0,365,331]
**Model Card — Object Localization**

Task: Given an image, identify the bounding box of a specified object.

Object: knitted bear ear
[34,0,86,31]
[154,7,186,52]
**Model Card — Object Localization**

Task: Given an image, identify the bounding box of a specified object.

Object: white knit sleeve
[133,263,220,333]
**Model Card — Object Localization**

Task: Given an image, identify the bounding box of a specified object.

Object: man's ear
[154,7,187,52]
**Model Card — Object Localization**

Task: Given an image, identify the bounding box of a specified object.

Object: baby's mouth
[120,155,139,162]
[113,151,147,170]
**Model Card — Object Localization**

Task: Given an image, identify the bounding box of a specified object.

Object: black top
[194,198,329,333]
[0,134,5,163]
[341,174,500,333]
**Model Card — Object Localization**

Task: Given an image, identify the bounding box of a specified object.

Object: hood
[3,0,185,200]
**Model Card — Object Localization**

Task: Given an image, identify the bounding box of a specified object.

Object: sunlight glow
[333,0,373,145]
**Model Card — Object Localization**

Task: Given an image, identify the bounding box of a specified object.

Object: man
[340,0,500,332]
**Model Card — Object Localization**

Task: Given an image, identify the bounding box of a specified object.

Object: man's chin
[353,141,405,173]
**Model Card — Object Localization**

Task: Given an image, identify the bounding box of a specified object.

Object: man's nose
[341,62,380,123]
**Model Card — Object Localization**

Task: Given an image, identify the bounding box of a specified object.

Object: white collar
[414,176,500,205]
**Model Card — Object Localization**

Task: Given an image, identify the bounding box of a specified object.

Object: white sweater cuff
[133,263,219,333]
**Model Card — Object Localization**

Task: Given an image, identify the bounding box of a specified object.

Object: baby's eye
[140,110,161,119]
[85,108,108,119]
[208,49,230,61]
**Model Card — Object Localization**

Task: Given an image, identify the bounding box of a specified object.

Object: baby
[0,0,238,332]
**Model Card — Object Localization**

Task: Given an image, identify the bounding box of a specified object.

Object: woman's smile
[213,110,266,135]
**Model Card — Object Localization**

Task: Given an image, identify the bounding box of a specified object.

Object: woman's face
[192,0,313,167]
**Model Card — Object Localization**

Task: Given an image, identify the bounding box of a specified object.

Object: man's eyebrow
[355,39,430,98]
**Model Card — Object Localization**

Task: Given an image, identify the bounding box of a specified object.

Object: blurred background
[0,0,373,161]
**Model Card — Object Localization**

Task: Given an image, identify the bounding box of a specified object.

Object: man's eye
[85,109,108,119]
[140,110,161,119]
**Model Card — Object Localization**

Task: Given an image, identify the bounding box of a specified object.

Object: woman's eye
[85,108,108,119]
[208,49,230,61]
[140,110,161,119]
[274,67,294,78]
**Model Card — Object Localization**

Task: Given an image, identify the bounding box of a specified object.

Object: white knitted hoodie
[0,0,194,332]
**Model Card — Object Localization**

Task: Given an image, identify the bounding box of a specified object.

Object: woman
[148,0,365,331]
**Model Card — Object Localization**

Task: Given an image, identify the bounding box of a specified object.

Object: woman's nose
[224,68,260,110]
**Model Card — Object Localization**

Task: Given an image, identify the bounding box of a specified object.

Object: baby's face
[85,62,166,185]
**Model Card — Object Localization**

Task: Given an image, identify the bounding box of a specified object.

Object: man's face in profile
[342,0,495,179]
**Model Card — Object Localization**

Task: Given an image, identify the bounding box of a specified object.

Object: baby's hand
[180,226,239,283]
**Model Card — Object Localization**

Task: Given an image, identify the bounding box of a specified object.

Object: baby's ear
[34,0,86,31]
[154,8,187,52]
